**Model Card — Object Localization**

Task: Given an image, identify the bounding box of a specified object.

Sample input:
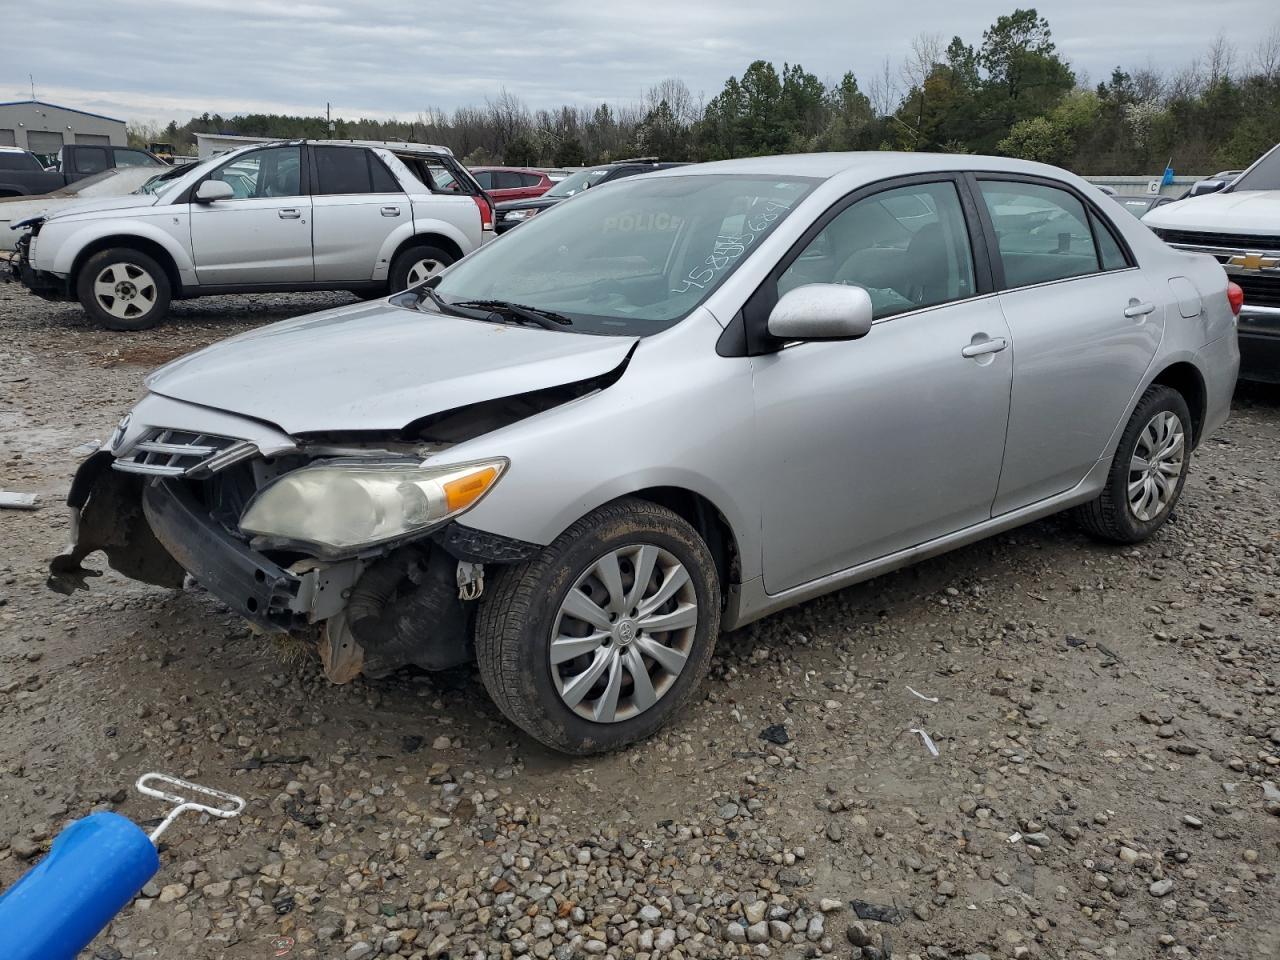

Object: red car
[468,166,555,202]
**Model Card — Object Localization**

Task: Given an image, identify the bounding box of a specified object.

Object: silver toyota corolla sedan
[52,152,1240,754]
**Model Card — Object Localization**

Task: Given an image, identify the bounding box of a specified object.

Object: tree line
[130,10,1280,175]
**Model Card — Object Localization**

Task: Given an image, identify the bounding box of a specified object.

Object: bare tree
[1131,66,1165,102]
[645,77,698,125]
[900,33,944,93]
[1206,32,1237,85]
[1252,22,1280,81]
[868,56,900,117]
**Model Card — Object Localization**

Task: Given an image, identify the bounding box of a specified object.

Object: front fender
[42,215,195,285]
[427,310,764,583]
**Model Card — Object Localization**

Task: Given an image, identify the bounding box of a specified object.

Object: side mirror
[767,283,875,342]
[194,179,234,203]
[1188,179,1226,198]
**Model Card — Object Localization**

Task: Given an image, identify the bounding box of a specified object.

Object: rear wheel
[76,248,171,331]
[1075,385,1191,543]
[475,499,720,754]
[388,244,453,294]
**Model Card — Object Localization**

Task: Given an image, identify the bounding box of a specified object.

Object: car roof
[0,145,29,154]
[471,165,546,174]
[645,151,1089,183]
[250,138,453,157]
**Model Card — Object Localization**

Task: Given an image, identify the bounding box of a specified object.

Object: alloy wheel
[405,258,443,287]
[1128,410,1184,522]
[550,544,698,724]
[93,262,158,321]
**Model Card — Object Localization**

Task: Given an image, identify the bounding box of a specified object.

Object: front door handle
[1124,300,1156,318]
[278,208,301,219]
[381,206,400,217]
[961,337,1008,358]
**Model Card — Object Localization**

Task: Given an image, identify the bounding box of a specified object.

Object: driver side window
[208,146,302,199]
[779,181,976,319]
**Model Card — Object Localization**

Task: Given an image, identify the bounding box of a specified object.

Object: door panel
[190,198,313,283]
[992,272,1164,513]
[190,146,312,284]
[311,147,409,281]
[754,298,1013,593]
[973,177,1166,514]
[312,193,407,281]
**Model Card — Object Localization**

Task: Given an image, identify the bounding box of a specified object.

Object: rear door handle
[381,206,400,217]
[278,208,301,219]
[1124,300,1156,318]
[961,337,1008,358]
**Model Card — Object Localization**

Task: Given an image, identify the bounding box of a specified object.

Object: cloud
[2,0,1275,127]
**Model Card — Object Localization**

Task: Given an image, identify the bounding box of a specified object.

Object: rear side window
[495,171,525,189]
[1090,211,1129,271]
[520,172,543,187]
[113,148,157,167]
[978,180,1105,288]
[369,155,400,192]
[74,146,110,175]
[314,147,374,194]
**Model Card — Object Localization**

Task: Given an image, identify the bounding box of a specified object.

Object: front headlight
[239,458,507,555]
[503,208,537,222]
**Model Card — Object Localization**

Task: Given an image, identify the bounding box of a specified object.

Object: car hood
[43,192,161,222]
[146,298,637,436]
[497,196,563,213]
[1144,190,1280,236]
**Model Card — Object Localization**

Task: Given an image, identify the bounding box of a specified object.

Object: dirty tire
[388,244,454,294]
[1075,384,1192,543]
[76,247,172,331]
[475,498,720,755]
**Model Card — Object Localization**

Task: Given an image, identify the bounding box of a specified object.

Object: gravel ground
[1,283,1278,960]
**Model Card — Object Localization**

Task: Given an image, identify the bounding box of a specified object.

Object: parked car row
[45,151,1239,753]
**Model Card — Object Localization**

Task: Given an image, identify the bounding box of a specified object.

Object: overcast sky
[3,1,1275,127]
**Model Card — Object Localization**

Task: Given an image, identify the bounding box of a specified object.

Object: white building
[194,132,272,158]
[0,100,127,156]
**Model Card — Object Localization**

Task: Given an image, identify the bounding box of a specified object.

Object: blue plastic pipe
[0,812,160,960]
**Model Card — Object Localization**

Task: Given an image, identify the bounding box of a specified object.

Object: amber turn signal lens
[444,466,499,512]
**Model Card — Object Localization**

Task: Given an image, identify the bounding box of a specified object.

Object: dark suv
[494,159,685,233]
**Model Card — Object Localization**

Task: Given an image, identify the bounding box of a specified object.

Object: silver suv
[52,153,1239,753]
[11,139,494,329]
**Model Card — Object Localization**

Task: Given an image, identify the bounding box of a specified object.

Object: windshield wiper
[452,299,574,329]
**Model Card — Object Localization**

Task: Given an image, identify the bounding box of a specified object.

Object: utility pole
[29,74,36,100]
[327,102,335,134]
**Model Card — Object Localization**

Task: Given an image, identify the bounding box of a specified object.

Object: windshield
[1232,144,1280,191]
[430,173,817,335]
[546,168,611,198]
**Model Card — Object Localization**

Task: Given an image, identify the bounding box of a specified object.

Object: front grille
[113,428,257,478]
[1236,274,1280,309]
[1153,228,1280,252]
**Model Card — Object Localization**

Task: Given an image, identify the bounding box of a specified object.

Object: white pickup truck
[1145,143,1280,382]
[10,139,494,330]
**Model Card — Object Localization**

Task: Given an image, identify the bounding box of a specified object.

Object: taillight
[472,194,494,232]
[1227,281,1244,316]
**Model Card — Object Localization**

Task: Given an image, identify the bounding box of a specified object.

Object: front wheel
[1075,384,1191,543]
[475,499,721,754]
[76,248,171,331]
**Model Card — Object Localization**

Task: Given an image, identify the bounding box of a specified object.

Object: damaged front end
[48,413,539,684]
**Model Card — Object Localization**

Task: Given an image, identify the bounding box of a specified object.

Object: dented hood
[146,299,637,435]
